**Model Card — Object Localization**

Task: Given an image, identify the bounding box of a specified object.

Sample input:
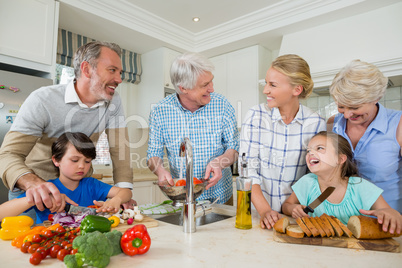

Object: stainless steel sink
[156,212,232,226]
[151,204,236,226]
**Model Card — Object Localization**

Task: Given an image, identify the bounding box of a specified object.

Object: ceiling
[58,0,400,57]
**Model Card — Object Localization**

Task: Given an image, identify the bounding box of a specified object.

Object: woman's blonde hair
[329,59,388,106]
[271,54,314,99]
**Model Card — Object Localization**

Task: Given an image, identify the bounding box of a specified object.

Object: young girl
[0,132,132,223]
[282,131,402,234]
[239,54,326,229]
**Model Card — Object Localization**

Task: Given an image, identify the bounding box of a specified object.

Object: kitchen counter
[1,207,401,267]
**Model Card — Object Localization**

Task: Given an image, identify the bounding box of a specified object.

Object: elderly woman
[328,59,402,213]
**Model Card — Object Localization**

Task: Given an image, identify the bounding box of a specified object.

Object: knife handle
[64,203,71,212]
[303,206,314,214]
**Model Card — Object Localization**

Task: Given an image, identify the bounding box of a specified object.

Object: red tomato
[43,229,56,238]
[64,243,72,251]
[175,179,186,186]
[50,245,62,258]
[57,249,69,261]
[29,252,42,265]
[48,214,54,222]
[28,244,40,254]
[31,234,43,244]
[71,248,78,255]
[21,241,32,253]
[55,226,66,234]
[36,247,48,260]
[193,178,203,184]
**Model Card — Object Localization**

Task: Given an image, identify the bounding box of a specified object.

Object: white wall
[279,2,402,88]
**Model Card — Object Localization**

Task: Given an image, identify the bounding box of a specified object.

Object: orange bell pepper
[11,226,46,248]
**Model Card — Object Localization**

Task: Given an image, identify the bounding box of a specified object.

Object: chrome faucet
[180,137,196,233]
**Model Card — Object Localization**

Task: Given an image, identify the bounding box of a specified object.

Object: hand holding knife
[303,186,335,214]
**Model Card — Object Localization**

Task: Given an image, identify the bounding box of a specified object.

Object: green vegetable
[64,231,116,268]
[105,230,123,256]
[80,215,112,235]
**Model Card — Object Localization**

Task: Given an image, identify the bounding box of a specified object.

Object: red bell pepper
[120,224,151,256]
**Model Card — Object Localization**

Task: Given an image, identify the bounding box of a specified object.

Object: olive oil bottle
[235,153,252,229]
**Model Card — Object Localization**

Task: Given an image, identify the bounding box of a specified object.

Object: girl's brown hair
[313,131,358,179]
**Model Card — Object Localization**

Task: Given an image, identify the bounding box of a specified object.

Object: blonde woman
[328,59,402,213]
[239,54,326,229]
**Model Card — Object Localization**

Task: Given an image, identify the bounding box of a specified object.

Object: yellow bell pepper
[0,216,34,240]
[108,216,120,228]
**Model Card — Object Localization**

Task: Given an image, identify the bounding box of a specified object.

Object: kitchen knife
[303,186,335,214]
[64,204,97,215]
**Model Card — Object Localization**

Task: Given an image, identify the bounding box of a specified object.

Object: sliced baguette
[324,214,343,237]
[310,217,326,237]
[273,217,289,234]
[314,217,331,237]
[347,215,402,239]
[296,217,312,237]
[332,216,353,238]
[286,225,305,238]
[320,214,335,237]
[302,217,320,237]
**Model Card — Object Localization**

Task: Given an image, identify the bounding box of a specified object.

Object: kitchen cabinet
[0,0,59,77]
[131,180,167,205]
[136,47,181,123]
[210,45,271,127]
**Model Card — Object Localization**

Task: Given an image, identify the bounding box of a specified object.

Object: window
[56,64,111,165]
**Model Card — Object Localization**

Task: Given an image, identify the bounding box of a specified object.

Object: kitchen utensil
[64,204,97,215]
[303,186,335,213]
[153,178,209,206]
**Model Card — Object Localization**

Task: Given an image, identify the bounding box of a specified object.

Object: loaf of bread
[332,216,353,238]
[323,214,343,237]
[296,217,312,237]
[286,225,305,238]
[302,217,320,237]
[273,217,289,234]
[347,215,402,239]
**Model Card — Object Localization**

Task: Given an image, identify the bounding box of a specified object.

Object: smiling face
[52,143,92,186]
[88,47,123,102]
[178,71,214,112]
[337,101,378,126]
[306,135,345,177]
[263,67,301,109]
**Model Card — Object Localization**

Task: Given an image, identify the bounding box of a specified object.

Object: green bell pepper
[80,215,112,235]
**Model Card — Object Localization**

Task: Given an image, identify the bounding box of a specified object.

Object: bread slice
[323,214,343,237]
[347,215,402,239]
[332,216,353,238]
[273,217,289,234]
[296,217,312,237]
[315,217,331,237]
[286,225,305,238]
[302,217,320,237]
[320,214,335,237]
[310,217,326,237]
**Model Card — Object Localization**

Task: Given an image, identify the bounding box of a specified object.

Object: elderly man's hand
[204,161,223,190]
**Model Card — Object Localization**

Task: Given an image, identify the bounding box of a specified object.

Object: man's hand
[204,160,223,190]
[17,173,63,211]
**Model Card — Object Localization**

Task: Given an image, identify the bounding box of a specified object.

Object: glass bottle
[235,153,252,229]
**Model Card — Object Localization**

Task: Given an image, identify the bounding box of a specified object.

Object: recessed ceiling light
[192,17,200,22]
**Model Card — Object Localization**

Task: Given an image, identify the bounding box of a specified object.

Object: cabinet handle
[165,83,169,86]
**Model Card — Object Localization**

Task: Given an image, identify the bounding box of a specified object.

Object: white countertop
[1,207,401,267]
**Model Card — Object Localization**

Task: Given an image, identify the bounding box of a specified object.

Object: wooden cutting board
[112,215,158,232]
[273,230,400,253]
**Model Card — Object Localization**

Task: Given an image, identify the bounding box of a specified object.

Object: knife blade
[303,186,335,214]
[64,204,97,215]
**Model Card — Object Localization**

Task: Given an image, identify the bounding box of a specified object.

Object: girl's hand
[93,199,121,213]
[359,208,402,234]
[291,205,309,219]
[260,210,281,229]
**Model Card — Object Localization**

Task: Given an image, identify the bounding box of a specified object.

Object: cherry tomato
[71,248,78,255]
[175,179,186,186]
[28,244,41,254]
[55,226,66,234]
[60,241,69,247]
[21,241,32,253]
[36,247,48,260]
[193,177,203,184]
[29,252,42,265]
[57,249,69,261]
[50,245,62,258]
[48,214,54,222]
[64,243,72,251]
[43,229,56,238]
[31,234,43,244]
[68,234,77,241]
